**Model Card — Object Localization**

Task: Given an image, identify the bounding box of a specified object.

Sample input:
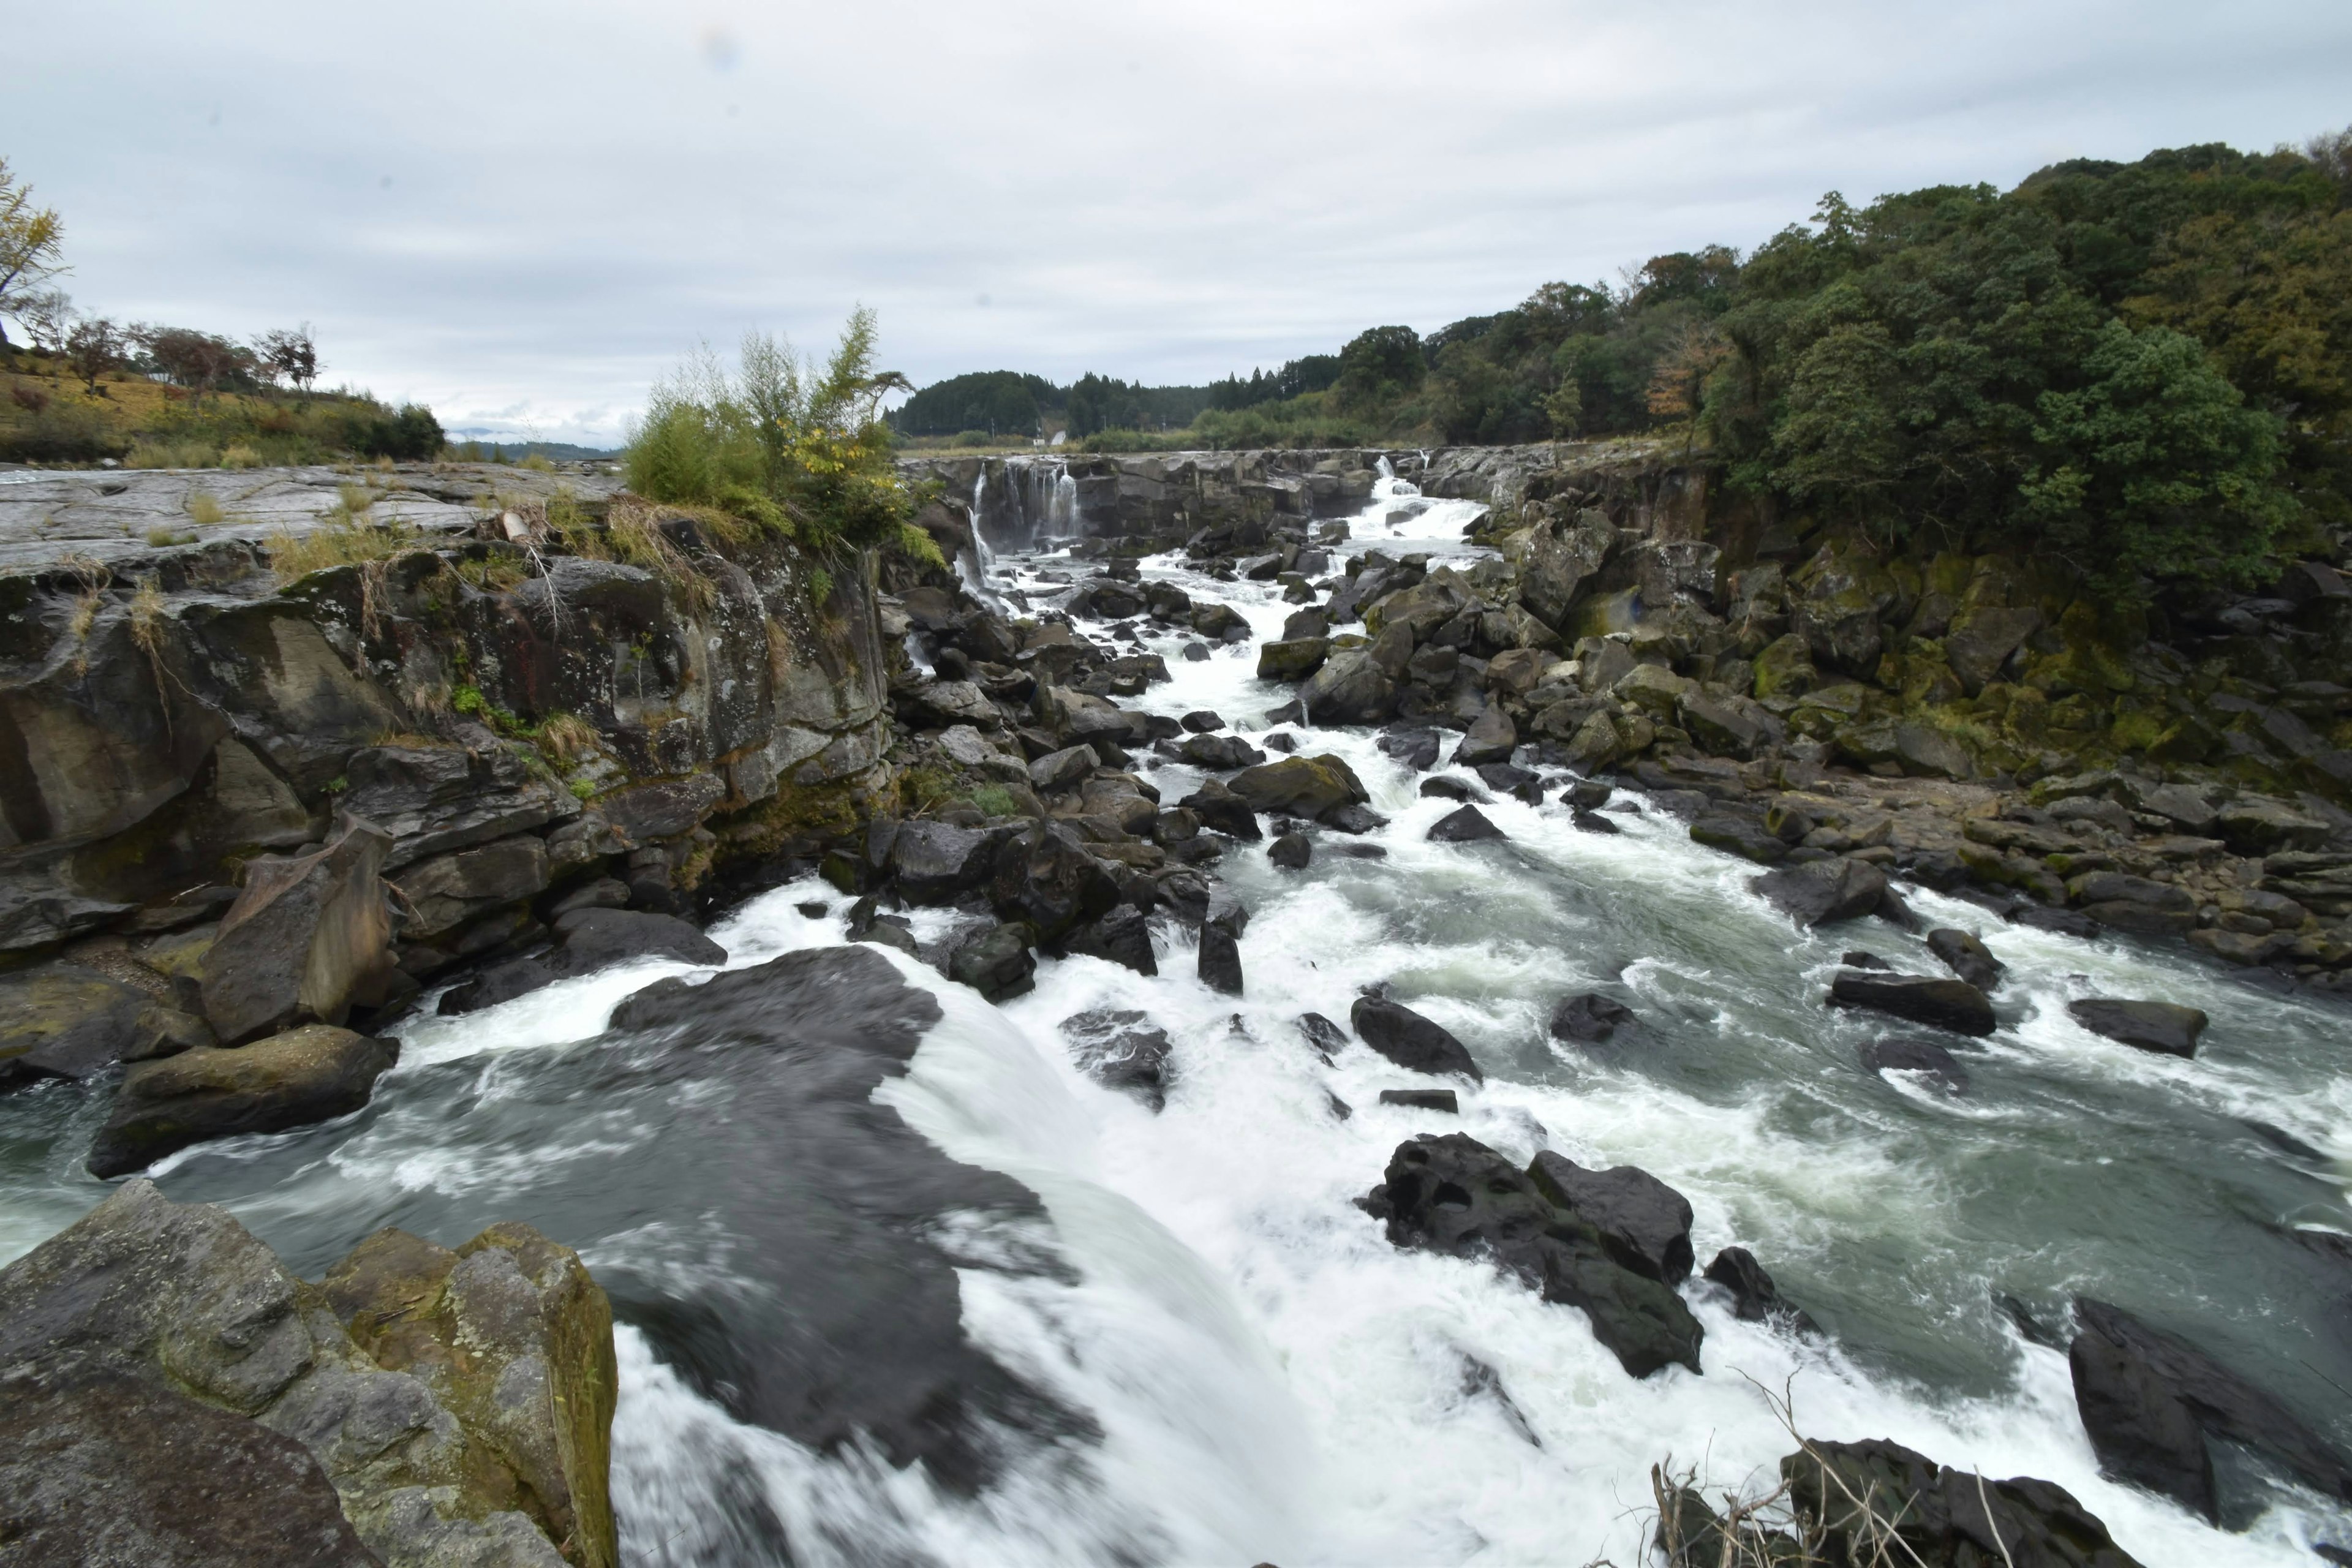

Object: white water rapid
[4,477,2348,1567]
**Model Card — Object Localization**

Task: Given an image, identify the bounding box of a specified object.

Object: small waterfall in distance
[971,456,1085,554]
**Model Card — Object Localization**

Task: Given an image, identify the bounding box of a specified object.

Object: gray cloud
[10,0,2347,446]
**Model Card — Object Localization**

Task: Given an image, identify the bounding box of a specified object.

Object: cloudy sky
[9,1,2346,447]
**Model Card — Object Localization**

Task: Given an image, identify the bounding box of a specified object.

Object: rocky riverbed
[2,448,2350,1565]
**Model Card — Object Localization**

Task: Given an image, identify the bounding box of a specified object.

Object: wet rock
[2215,797,2329,856]
[1751,859,1888,927]
[1550,993,1635,1043]
[1180,709,1225,733]
[1926,928,2005,992]
[1060,905,1158,976]
[1702,1246,1819,1333]
[1678,692,1770,760]
[391,834,552,944]
[1322,803,1389,834]
[1178,779,1262,841]
[202,815,401,1047]
[1454,707,1517,767]
[1229,754,1370,819]
[1421,776,1487,803]
[1861,1037,1970,1093]
[890,821,998,902]
[2065,999,2207,1057]
[1197,922,1245,995]
[1351,996,1482,1080]
[1028,743,1098,793]
[1379,1088,1460,1112]
[990,821,1121,938]
[947,923,1036,1001]
[1828,971,1996,1037]
[1361,1134,1702,1378]
[2008,905,2103,939]
[1528,1152,1694,1284]
[1175,733,1266,771]
[2069,1297,2352,1523]
[1571,809,1622,835]
[0,965,153,1090]
[1257,637,1332,681]
[1058,1009,1173,1110]
[1180,641,1211,662]
[1298,649,1398,725]
[0,1373,381,1568]
[1428,805,1506,843]
[1690,812,1789,864]
[1268,832,1312,870]
[1564,778,1612,811]
[1189,603,1248,640]
[1262,731,1299,754]
[1767,1438,2138,1568]
[440,908,727,1014]
[87,1025,399,1178]
[1843,949,1890,969]
[856,919,921,958]
[1378,727,1441,771]
[1297,1012,1348,1060]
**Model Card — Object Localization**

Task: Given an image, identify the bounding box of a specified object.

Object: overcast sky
[8,1,2346,447]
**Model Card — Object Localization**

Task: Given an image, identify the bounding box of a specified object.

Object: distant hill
[445,439,622,462]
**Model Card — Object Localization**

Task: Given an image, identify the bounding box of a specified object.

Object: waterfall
[970,457,1086,554]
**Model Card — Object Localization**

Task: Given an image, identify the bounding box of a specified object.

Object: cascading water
[971,456,1086,556]
[6,473,2351,1567]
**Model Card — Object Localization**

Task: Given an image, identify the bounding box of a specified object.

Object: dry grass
[62,554,111,641]
[185,491,225,526]
[519,452,557,472]
[126,437,222,469]
[268,512,423,585]
[220,442,262,469]
[533,711,602,766]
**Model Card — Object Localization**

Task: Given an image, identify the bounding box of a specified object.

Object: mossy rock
[1752,633,1816,699]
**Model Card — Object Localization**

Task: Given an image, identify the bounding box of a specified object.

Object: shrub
[185,491,224,526]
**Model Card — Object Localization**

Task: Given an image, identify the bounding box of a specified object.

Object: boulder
[1268,832,1312,870]
[1453,707,1518,767]
[1378,1088,1458,1112]
[1761,1438,2138,1568]
[1428,805,1506,843]
[1827,971,1996,1037]
[438,909,726,1015]
[2215,797,2329,856]
[990,823,1121,938]
[0,1178,598,1566]
[393,833,553,942]
[1297,1012,1348,1059]
[1362,1133,1702,1378]
[1060,905,1158,976]
[1028,744,1098,793]
[87,1025,400,1178]
[1257,638,1331,681]
[1174,733,1265,771]
[1178,779,1262,841]
[320,1224,619,1568]
[0,1373,380,1568]
[938,724,1030,783]
[1422,776,1487,803]
[1702,1246,1819,1334]
[1942,606,2044,693]
[1691,812,1790,864]
[1528,1152,1694,1284]
[1197,923,1244,995]
[1861,1037,1970,1093]
[1229,754,1370,819]
[0,965,152,1091]
[2070,1297,2352,1523]
[1298,649,1398,725]
[891,821,997,902]
[1751,859,1888,927]
[948,924,1036,1001]
[1351,997,1482,1080]
[1678,692,1770,760]
[1550,993,1635,1043]
[2065,1000,2207,1058]
[201,815,401,1046]
[1926,928,2005,992]
[1057,1009,1173,1110]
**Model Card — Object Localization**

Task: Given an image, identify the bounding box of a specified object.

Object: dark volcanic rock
[1378,1088,1460,1112]
[0,1374,379,1568]
[2069,1297,2352,1522]
[1229,754,1369,818]
[1828,971,1996,1037]
[1362,1133,1702,1378]
[891,821,997,902]
[1378,728,1441,771]
[1571,809,1621,834]
[1926,927,2005,992]
[1297,1012,1348,1060]
[1058,1009,1173,1110]
[1861,1037,1970,1093]
[1550,992,1635,1043]
[1702,1246,1819,1335]
[1178,779,1262,842]
[200,814,401,1046]
[87,1025,400,1178]
[1351,996,1482,1080]
[1767,1438,2141,1568]
[1060,905,1158,976]
[2067,999,2207,1057]
[1420,776,1488,803]
[948,924,1036,1001]
[600,947,1069,1491]
[990,821,1121,938]
[1751,859,1888,926]
[1268,832,1313,870]
[1690,812,1789,864]
[1528,1152,1694,1284]
[1428,805,1506,843]
[440,908,727,1014]
[1198,923,1245,995]
[0,965,153,1090]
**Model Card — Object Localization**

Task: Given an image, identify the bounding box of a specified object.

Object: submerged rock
[948,923,1036,1001]
[1702,1246,1820,1335]
[1268,831,1313,870]
[1861,1036,1971,1093]
[439,908,727,1015]
[2069,1297,2352,1523]
[1351,996,1482,1080]
[1362,1133,1702,1378]
[1428,805,1506,843]
[1549,992,1635,1043]
[1058,1009,1174,1110]
[1378,1088,1459,1112]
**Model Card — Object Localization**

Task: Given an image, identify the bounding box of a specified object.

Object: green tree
[0,157,66,350]
[2019,320,2293,592]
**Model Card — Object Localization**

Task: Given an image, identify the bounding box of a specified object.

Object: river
[3,469,2348,1566]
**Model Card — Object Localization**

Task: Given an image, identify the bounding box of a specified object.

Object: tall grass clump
[627,311,943,570]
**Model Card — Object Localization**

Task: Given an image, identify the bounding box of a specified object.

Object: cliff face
[0,465,899,1079]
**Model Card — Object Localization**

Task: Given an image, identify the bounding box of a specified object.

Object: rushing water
[4,467,2351,1566]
